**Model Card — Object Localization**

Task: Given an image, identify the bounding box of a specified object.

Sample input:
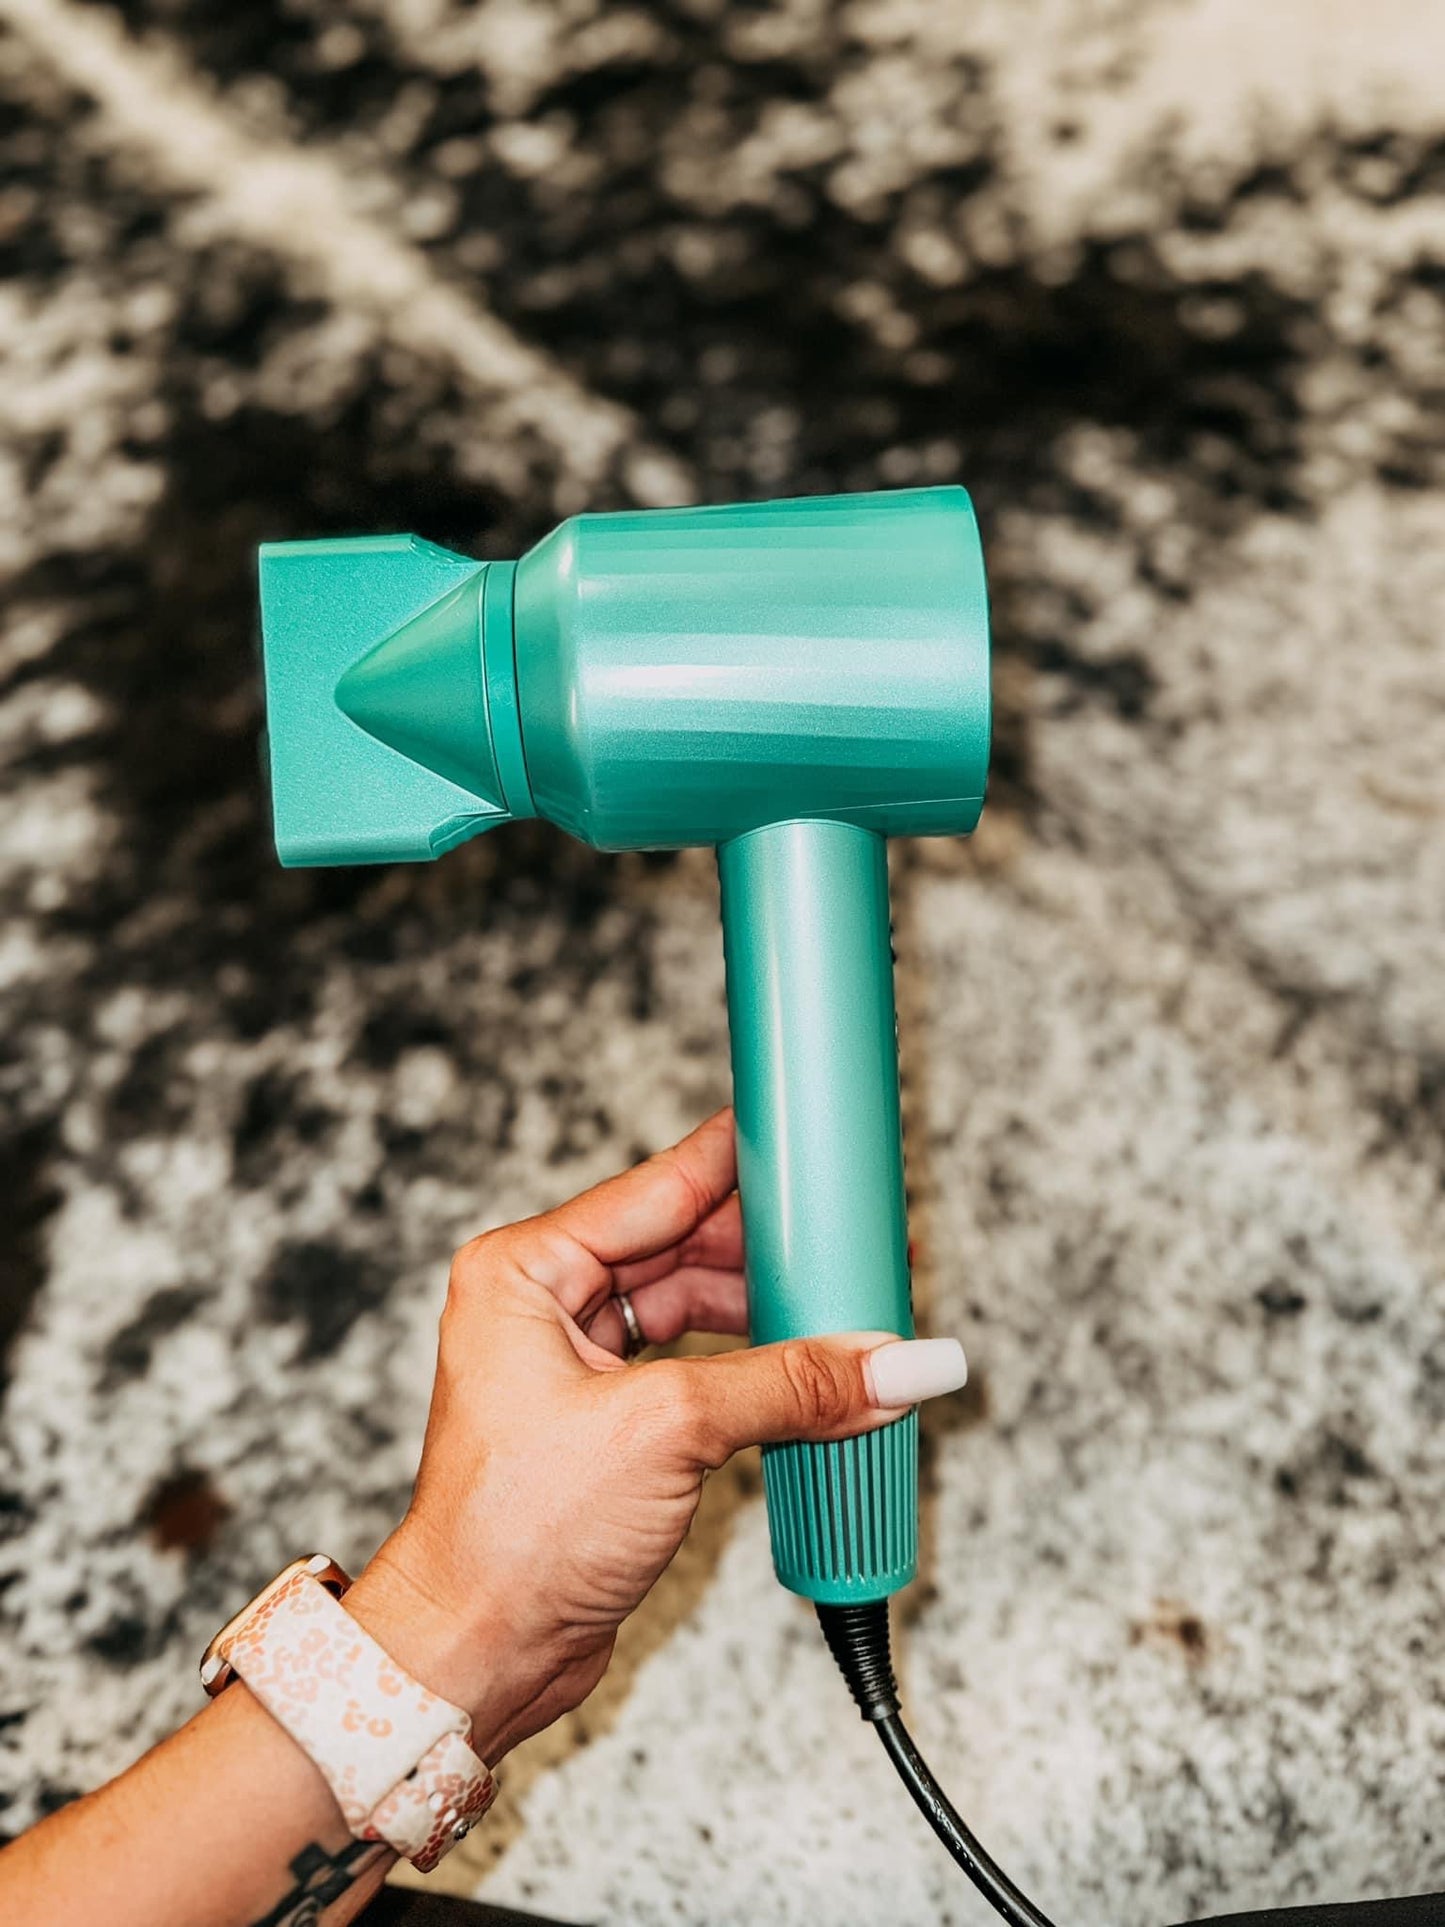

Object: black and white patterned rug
[4,2,1445,1922]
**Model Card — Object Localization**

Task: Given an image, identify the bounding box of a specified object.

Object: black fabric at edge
[365,1890,581,1927]
[1190,1898,1445,1927]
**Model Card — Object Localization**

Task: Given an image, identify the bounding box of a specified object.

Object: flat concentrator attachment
[258,535,532,865]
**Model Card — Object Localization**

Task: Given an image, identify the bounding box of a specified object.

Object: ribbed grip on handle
[762,1414,918,1604]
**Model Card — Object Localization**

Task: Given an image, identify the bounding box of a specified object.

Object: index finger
[547,1108,736,1267]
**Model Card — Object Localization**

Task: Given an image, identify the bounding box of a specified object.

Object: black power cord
[818,1600,1060,1927]
[819,1600,1445,1927]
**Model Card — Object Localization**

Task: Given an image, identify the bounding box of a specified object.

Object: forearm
[0,1682,393,1927]
[0,1559,518,1927]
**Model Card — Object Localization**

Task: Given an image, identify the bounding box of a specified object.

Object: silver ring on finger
[614,1289,645,1361]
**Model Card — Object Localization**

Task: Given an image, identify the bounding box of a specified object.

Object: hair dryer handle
[718,819,918,1604]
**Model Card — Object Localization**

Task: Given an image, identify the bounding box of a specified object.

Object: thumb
[652,1333,967,1469]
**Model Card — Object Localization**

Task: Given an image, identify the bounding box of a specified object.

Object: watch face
[199,1554,349,1697]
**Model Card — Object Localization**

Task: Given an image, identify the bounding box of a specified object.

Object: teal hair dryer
[259,486,991,1610]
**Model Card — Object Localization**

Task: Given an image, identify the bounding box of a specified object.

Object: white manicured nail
[865,1337,967,1409]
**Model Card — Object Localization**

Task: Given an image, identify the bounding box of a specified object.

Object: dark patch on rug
[260,1240,393,1361]
[0,1123,61,1388]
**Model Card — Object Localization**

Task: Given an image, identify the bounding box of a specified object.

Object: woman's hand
[345,1109,966,1762]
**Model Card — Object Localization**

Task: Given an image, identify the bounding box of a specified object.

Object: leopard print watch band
[201,1555,496,1873]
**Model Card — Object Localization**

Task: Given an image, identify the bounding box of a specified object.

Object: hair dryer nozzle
[259,535,532,866]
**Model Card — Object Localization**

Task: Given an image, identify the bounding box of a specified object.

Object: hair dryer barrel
[512,487,989,849]
[260,487,989,863]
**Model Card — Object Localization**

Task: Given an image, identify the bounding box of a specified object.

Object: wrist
[344,1537,527,1765]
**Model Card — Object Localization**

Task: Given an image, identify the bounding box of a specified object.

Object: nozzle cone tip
[335,570,506,811]
[259,534,512,866]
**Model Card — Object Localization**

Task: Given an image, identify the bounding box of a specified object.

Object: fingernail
[865,1337,968,1409]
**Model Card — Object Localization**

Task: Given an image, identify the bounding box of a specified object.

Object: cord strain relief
[816,1600,901,1721]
